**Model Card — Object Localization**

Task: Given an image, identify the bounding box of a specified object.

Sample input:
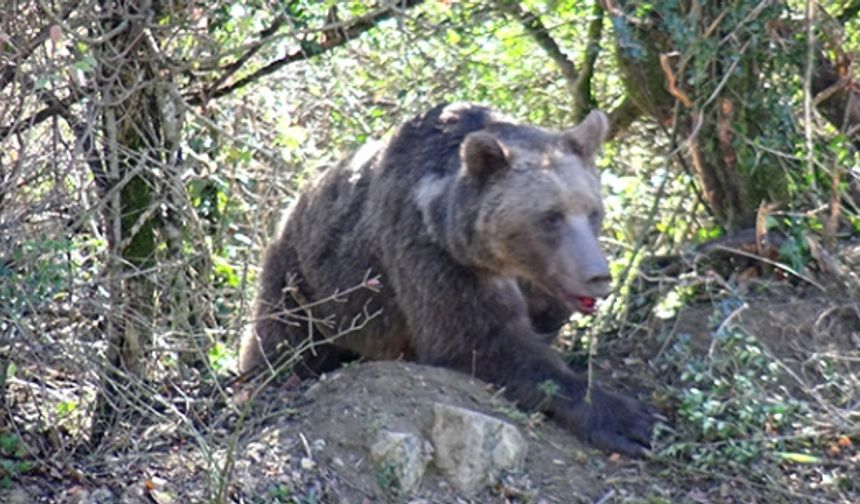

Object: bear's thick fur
[241,103,654,455]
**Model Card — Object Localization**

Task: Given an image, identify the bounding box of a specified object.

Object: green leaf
[74,54,97,72]
[208,342,234,372]
[212,255,239,287]
[56,400,77,418]
[0,434,18,453]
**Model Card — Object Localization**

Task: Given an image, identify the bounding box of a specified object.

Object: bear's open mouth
[557,290,599,315]
[576,296,596,314]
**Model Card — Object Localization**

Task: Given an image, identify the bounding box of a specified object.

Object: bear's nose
[585,273,612,297]
[587,273,612,285]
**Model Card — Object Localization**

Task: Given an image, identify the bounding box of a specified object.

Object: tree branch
[0,1,428,138]
[187,0,425,105]
[573,4,605,121]
[0,74,107,189]
[205,12,290,94]
[813,6,860,149]
[836,0,860,22]
[0,98,74,143]
[494,1,579,92]
[606,96,641,140]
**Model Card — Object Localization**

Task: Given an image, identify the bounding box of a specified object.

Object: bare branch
[204,12,291,94]
[0,97,74,143]
[0,0,82,92]
[0,1,428,138]
[187,0,426,105]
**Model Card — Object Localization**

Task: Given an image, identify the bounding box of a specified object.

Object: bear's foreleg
[388,248,655,456]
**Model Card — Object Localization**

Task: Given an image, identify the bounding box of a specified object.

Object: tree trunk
[90,0,169,444]
[605,1,857,230]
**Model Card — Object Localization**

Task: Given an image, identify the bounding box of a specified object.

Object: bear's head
[461,110,611,314]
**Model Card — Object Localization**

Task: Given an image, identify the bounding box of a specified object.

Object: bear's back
[287,103,544,269]
[377,103,513,181]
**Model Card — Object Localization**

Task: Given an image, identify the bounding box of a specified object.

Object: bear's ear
[461,131,510,182]
[564,110,610,160]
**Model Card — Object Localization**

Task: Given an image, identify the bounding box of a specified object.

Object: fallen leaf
[775,451,822,464]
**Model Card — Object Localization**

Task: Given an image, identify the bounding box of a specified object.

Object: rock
[370,430,434,495]
[430,402,527,494]
[300,457,316,470]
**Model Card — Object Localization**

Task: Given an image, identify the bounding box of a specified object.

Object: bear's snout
[555,216,611,300]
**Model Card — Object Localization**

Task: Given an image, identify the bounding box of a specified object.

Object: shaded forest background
[1,0,859,502]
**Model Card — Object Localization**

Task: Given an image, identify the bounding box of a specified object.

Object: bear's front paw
[561,387,656,457]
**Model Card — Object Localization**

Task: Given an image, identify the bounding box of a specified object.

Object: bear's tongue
[577,296,596,314]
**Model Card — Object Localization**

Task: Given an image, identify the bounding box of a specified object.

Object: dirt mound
[201,361,662,503]
[0,360,658,503]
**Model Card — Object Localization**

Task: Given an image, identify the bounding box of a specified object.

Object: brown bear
[241,103,655,456]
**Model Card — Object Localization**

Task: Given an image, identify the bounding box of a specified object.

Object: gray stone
[370,430,434,494]
[430,402,527,494]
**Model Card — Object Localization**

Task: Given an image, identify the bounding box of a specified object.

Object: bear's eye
[588,210,601,223]
[540,211,565,230]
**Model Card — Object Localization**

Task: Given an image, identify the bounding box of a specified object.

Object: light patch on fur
[440,102,472,123]
[440,102,515,128]
[274,197,299,239]
[347,139,384,183]
[413,174,448,230]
